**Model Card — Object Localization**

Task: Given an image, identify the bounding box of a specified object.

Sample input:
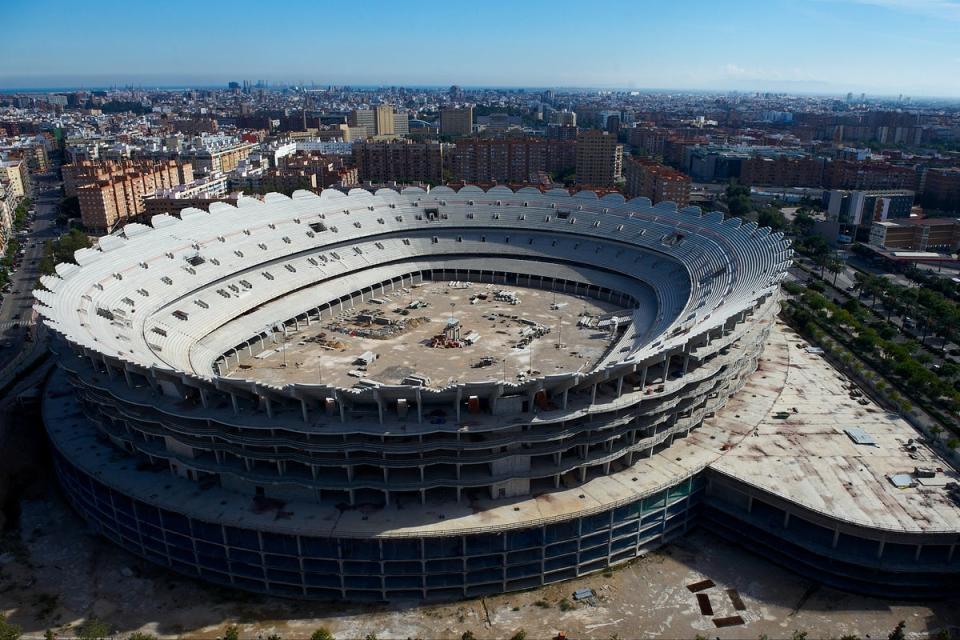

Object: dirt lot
[226,282,619,388]
[1,487,957,640]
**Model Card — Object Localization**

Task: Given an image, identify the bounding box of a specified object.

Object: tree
[310,630,335,640]
[77,618,112,640]
[127,634,159,640]
[509,631,527,640]
[222,626,240,640]
[0,616,21,640]
[461,632,476,640]
[724,181,752,219]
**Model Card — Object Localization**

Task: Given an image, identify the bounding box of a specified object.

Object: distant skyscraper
[440,106,473,137]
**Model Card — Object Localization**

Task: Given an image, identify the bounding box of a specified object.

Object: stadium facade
[35,186,959,601]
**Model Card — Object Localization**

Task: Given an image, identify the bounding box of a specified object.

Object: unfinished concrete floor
[227,283,622,388]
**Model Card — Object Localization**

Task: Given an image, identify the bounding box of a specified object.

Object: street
[0,170,62,369]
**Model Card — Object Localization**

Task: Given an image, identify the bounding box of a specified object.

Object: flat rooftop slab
[44,319,960,539]
[226,282,622,388]
[711,325,960,534]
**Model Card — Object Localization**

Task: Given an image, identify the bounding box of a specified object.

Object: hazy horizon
[3,0,960,98]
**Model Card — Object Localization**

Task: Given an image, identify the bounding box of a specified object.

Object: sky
[1,0,959,96]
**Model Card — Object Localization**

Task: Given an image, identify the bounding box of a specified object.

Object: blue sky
[2,0,959,96]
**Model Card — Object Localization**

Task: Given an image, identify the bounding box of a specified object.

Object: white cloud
[720,64,817,82]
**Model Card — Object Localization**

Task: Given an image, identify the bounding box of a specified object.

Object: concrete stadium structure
[34,186,960,601]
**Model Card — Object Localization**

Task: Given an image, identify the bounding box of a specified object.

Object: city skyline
[3,0,960,97]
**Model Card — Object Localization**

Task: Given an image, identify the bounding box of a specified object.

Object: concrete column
[616,376,624,397]
[301,399,309,423]
[562,388,569,409]
[640,366,648,389]
[591,384,598,404]
[230,392,239,415]
[832,528,840,549]
[455,388,462,423]
[264,397,273,419]
[416,389,423,424]
[199,388,208,409]
[783,511,790,529]
[877,540,885,559]
[747,495,754,513]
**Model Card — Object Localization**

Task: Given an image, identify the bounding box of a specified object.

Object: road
[0,169,62,368]
[793,254,960,363]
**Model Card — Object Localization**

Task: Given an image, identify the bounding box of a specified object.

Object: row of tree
[784,280,960,429]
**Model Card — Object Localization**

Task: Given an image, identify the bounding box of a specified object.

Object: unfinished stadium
[34,186,960,601]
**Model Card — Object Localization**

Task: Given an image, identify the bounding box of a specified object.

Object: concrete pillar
[591,383,598,404]
[747,495,754,513]
[230,392,239,415]
[783,511,790,529]
[301,399,309,423]
[616,376,624,397]
[640,366,648,389]
[832,528,840,548]
[199,388,208,409]
[562,388,569,409]
[264,397,273,419]
[877,539,885,559]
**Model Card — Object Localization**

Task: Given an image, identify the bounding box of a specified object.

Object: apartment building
[0,159,29,198]
[352,140,444,184]
[188,141,255,175]
[75,159,193,232]
[448,138,575,184]
[575,130,623,188]
[739,155,826,187]
[825,160,915,191]
[921,167,960,213]
[623,157,691,207]
[440,106,474,137]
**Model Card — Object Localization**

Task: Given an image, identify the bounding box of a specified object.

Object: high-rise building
[440,106,474,137]
[375,105,395,137]
[575,130,622,188]
[393,112,409,137]
[348,109,376,136]
[623,157,691,207]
